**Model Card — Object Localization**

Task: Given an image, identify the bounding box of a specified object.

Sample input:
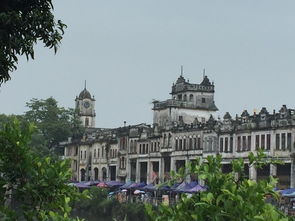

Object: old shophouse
[64,73,295,188]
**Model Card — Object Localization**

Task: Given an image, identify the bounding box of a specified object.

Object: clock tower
[75,83,96,128]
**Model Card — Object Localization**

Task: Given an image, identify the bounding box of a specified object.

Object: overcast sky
[1,0,295,128]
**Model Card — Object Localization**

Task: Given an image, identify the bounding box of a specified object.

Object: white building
[64,72,295,189]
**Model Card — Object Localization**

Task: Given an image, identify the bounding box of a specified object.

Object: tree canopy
[0,119,85,220]
[0,0,66,84]
[25,97,84,155]
[0,97,84,157]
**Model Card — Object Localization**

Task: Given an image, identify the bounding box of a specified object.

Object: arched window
[102,167,107,181]
[189,94,194,102]
[183,94,187,101]
[85,118,89,127]
[94,149,96,158]
[94,168,99,180]
[80,169,86,181]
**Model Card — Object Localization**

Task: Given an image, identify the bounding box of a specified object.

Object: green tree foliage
[24,97,84,156]
[72,187,148,221]
[146,152,292,221]
[0,119,86,220]
[0,0,66,84]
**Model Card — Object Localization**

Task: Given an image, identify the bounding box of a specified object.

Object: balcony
[153,99,217,111]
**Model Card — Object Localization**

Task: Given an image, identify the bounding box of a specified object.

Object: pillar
[291,159,295,188]
[249,165,257,181]
[147,160,151,184]
[136,161,140,183]
[159,158,164,183]
[270,164,277,177]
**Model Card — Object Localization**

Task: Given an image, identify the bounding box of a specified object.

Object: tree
[0,119,86,220]
[0,0,66,84]
[72,187,148,221]
[24,97,84,156]
[146,152,292,221]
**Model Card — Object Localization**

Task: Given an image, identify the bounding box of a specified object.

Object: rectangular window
[225,137,228,153]
[266,134,271,150]
[242,136,247,151]
[94,149,96,158]
[80,151,82,159]
[194,138,197,149]
[198,137,201,149]
[179,139,183,150]
[287,133,292,151]
[261,135,265,150]
[230,137,233,152]
[255,135,260,150]
[189,138,193,150]
[183,139,186,150]
[84,150,86,159]
[282,133,286,150]
[276,134,280,150]
[202,98,206,103]
[237,136,241,152]
[143,144,145,154]
[220,138,224,152]
[247,136,251,151]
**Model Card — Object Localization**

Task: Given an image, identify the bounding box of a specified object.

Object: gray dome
[79,88,92,99]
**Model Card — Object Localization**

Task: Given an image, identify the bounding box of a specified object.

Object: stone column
[249,165,257,181]
[291,158,295,188]
[147,160,151,184]
[185,158,191,183]
[136,160,140,183]
[126,159,131,181]
[270,164,277,177]
[159,158,164,183]
[171,158,176,172]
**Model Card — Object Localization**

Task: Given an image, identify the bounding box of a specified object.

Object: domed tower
[75,82,96,128]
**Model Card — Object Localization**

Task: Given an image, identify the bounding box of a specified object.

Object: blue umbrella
[281,188,295,195]
[120,181,134,189]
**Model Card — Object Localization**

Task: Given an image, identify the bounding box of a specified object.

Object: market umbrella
[127,182,146,190]
[134,190,145,194]
[120,181,134,189]
[185,184,206,193]
[84,180,100,186]
[142,184,156,191]
[106,181,125,188]
[75,182,90,189]
[97,182,108,188]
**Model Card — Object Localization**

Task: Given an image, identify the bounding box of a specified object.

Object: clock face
[83,101,90,109]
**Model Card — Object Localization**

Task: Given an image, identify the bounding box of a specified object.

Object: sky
[1,0,295,128]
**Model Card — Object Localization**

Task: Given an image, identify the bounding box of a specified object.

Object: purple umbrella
[84,181,100,186]
[106,181,125,187]
[127,182,146,190]
[185,184,206,193]
[174,182,198,193]
[75,183,90,189]
[120,181,134,189]
[141,184,156,191]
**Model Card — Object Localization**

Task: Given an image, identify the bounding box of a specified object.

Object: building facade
[64,74,295,189]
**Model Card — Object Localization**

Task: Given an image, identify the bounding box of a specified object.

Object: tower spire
[84,80,86,89]
[203,68,206,78]
[181,65,183,76]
